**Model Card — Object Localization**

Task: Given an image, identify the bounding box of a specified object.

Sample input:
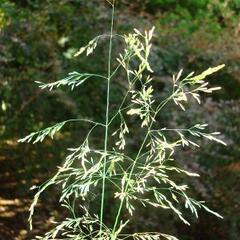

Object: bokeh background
[0,0,239,239]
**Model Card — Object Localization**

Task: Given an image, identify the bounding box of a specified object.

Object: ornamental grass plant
[19,1,226,239]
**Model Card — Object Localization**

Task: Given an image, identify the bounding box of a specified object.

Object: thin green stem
[100,1,115,234]
[77,72,108,80]
[65,118,105,127]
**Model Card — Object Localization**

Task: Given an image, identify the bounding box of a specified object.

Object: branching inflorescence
[19,1,226,239]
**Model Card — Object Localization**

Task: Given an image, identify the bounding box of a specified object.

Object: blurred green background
[0,0,239,239]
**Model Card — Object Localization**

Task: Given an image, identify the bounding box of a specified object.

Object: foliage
[19,2,226,240]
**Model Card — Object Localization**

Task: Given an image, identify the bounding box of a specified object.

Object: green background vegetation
[0,0,239,239]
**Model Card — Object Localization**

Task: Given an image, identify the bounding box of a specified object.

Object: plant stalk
[100,0,115,234]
